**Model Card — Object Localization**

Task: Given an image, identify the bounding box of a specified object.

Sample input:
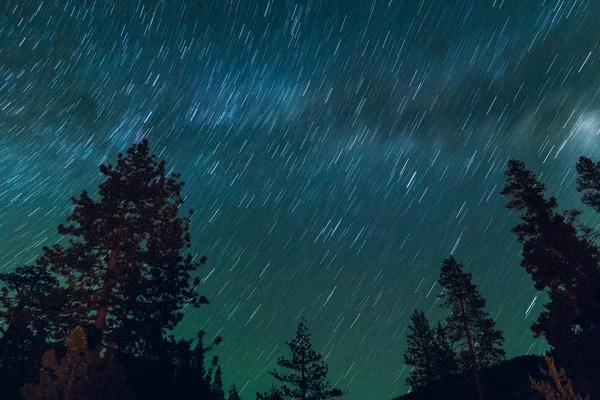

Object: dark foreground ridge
[394,355,553,400]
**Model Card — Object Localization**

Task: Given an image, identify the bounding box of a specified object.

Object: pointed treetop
[576,156,600,213]
[268,319,343,399]
[228,384,242,400]
[500,158,557,215]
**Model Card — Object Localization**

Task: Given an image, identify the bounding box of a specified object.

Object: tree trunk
[460,297,484,400]
[95,203,128,332]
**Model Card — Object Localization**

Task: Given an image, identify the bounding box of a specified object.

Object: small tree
[212,366,226,400]
[404,311,458,390]
[404,310,438,389]
[438,256,505,400]
[530,356,590,400]
[257,385,284,400]
[268,318,343,399]
[433,322,459,379]
[228,384,242,400]
[21,326,125,400]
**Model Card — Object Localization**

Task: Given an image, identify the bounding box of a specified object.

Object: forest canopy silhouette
[0,140,342,400]
[0,140,599,399]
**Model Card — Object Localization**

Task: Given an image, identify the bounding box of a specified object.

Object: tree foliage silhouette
[228,384,242,400]
[0,265,67,399]
[267,318,343,399]
[404,310,437,389]
[0,325,49,400]
[21,326,125,400]
[433,322,459,379]
[124,329,222,400]
[403,310,458,390]
[502,158,600,391]
[0,140,224,399]
[438,256,505,400]
[576,156,600,213]
[256,385,285,400]
[0,265,64,341]
[212,365,226,400]
[40,139,207,350]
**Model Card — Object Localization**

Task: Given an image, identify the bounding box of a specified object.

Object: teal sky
[2,1,600,398]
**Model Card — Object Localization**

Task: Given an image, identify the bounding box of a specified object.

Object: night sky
[2,0,600,398]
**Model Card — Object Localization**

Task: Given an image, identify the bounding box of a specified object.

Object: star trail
[2,0,600,398]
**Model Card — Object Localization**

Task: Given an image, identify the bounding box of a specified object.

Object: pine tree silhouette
[212,365,226,400]
[256,385,284,400]
[228,384,242,400]
[0,140,220,399]
[0,265,63,399]
[44,140,207,348]
[404,310,439,389]
[267,318,343,399]
[0,265,63,340]
[576,156,600,213]
[502,158,600,393]
[404,311,459,390]
[433,322,459,380]
[438,256,505,400]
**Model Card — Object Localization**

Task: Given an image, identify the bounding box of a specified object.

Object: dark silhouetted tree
[0,264,68,399]
[0,325,48,400]
[267,318,343,399]
[228,384,242,400]
[0,140,216,399]
[122,329,222,400]
[36,139,208,351]
[404,311,459,390]
[438,256,505,400]
[530,356,590,400]
[0,265,64,341]
[576,156,600,213]
[0,259,70,399]
[433,322,459,379]
[257,385,284,400]
[212,366,226,400]
[404,310,437,389]
[21,326,125,400]
[574,156,600,386]
[502,158,600,392]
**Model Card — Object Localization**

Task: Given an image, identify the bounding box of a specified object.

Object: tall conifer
[502,158,600,392]
[0,140,215,399]
[438,256,505,400]
[403,310,439,389]
[403,311,459,390]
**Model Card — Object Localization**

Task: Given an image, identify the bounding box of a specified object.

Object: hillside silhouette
[394,355,547,400]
